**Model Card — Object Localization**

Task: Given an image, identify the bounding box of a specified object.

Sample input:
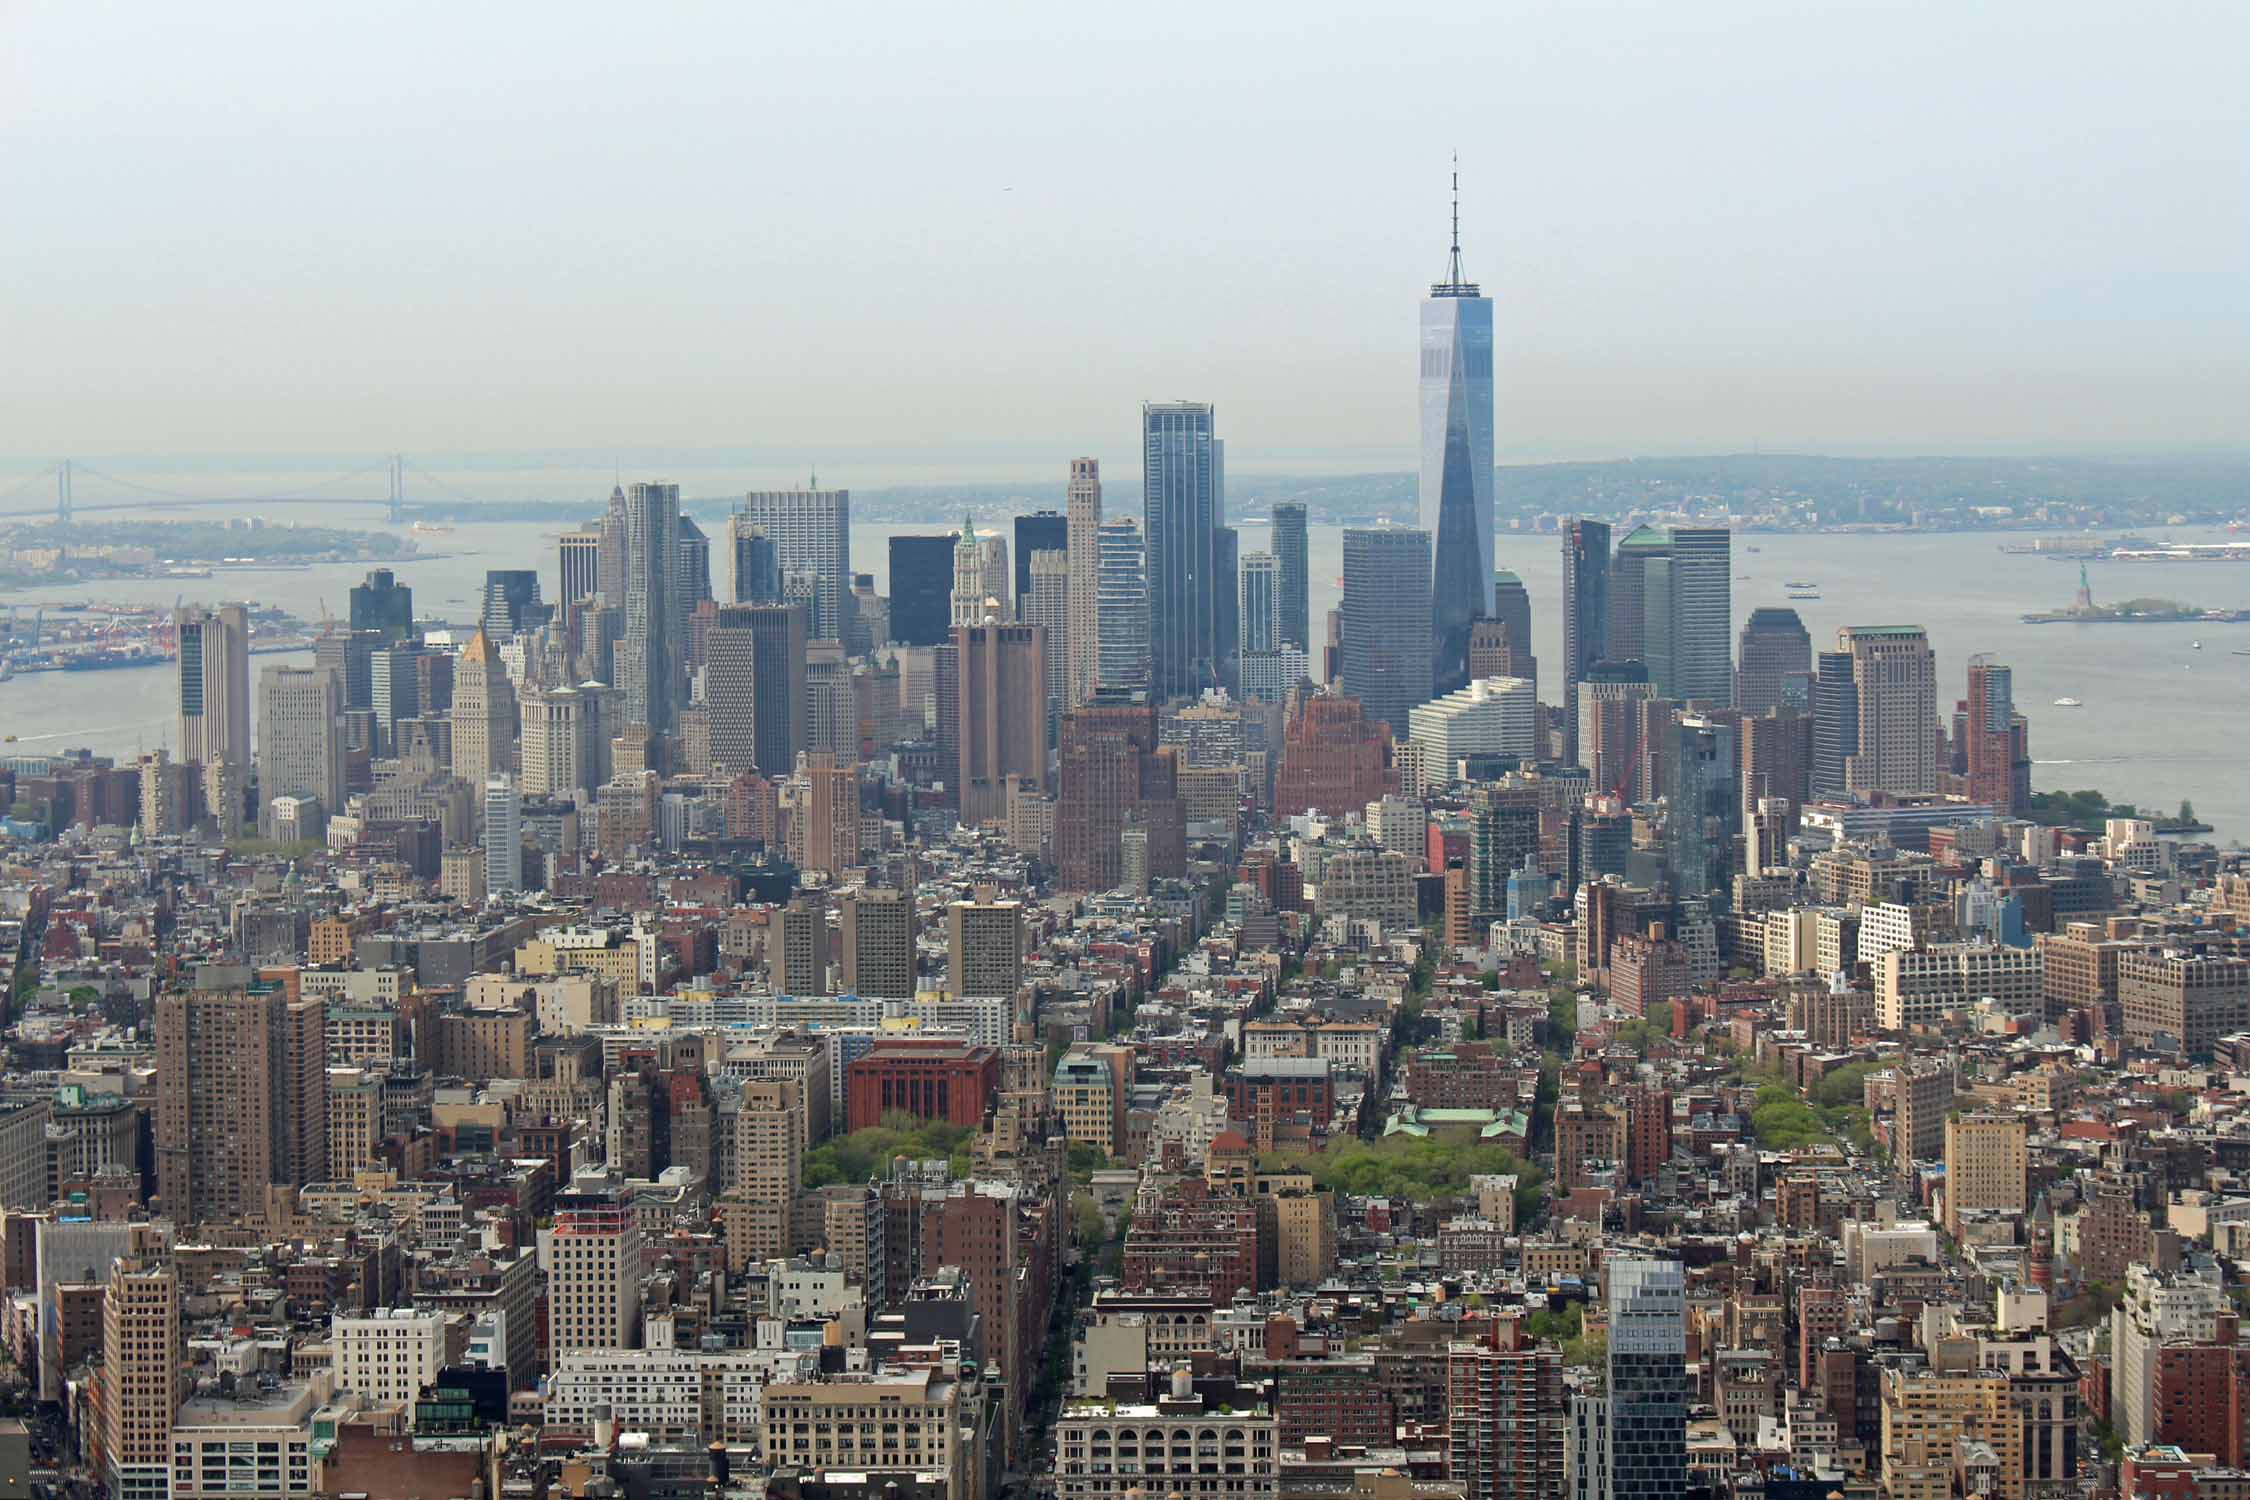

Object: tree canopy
[803,1114,973,1188]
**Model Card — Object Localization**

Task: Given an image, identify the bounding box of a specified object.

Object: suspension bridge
[0,456,483,526]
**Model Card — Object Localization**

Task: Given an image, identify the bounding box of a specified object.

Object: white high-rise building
[1420,170,1496,697]
[1239,551,1281,655]
[738,487,851,641]
[1408,676,1536,771]
[1064,458,1102,708]
[520,685,585,799]
[1240,646,1311,706]
[333,1308,450,1407]
[1095,518,1150,695]
[951,519,1010,628]
[484,778,522,897]
[547,1175,641,1355]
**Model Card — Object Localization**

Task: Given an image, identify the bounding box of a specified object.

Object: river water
[4,511,2246,843]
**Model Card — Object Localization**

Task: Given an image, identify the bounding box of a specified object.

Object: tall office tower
[1213,525,1240,689]
[1605,524,1665,665]
[1840,624,1937,797]
[1590,1257,1686,1500]
[729,515,783,604]
[1665,715,1738,901]
[1142,401,1220,698]
[887,532,955,647]
[1963,655,2029,814]
[1013,511,1067,617]
[313,625,378,713]
[559,529,601,604]
[1239,646,1312,706]
[256,665,343,832]
[1491,569,1533,659]
[595,484,628,601]
[795,750,860,877]
[1810,651,1858,801]
[1658,528,1732,705]
[1239,552,1281,654]
[618,481,680,733]
[1421,176,1497,697]
[739,487,851,640]
[450,629,519,797]
[1270,500,1310,651]
[676,516,713,620]
[1468,620,1537,700]
[102,1256,180,1500]
[1023,548,1070,721]
[1735,606,1812,714]
[1065,458,1104,707]
[155,971,327,1224]
[732,1080,803,1263]
[956,622,1048,826]
[1095,518,1152,693]
[1561,519,1612,765]
[1447,1321,1565,1500]
[771,899,832,996]
[947,896,1024,999]
[1341,525,1434,738]
[480,570,546,641]
[1468,786,1542,923]
[841,888,917,999]
[1056,698,1185,892]
[483,778,522,897]
[951,521,1011,628]
[1740,706,1812,824]
[348,567,415,644]
[549,1176,641,1354]
[177,603,250,832]
[705,603,808,779]
[519,685,586,798]
[1577,662,1654,800]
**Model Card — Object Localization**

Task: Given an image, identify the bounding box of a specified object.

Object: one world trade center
[1420,169,1496,698]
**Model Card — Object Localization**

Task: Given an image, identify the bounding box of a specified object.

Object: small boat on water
[2052,697,2084,708]
[2192,641,2203,649]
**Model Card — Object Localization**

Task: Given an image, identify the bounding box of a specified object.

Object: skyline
[5,3,2246,461]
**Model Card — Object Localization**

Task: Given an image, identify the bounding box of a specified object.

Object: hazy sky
[4,1,2246,467]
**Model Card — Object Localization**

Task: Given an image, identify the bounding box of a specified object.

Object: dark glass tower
[1271,501,1310,651]
[1811,650,1859,801]
[348,568,415,645]
[887,533,958,647]
[1341,525,1433,738]
[1142,401,1219,699]
[1601,1256,1686,1500]
[1736,606,1812,715]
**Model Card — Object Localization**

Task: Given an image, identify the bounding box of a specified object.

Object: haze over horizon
[5,1,2246,464]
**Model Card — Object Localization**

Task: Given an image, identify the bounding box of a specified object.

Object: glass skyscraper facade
[887,533,956,647]
[1561,519,1612,766]
[1421,195,1496,698]
[1095,518,1150,695]
[1601,1256,1685,1500]
[1141,401,1218,700]
[1270,500,1309,651]
[1341,524,1433,739]
[1239,552,1280,655]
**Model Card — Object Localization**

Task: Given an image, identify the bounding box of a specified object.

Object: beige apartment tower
[1942,1111,2028,1235]
[730,1079,802,1265]
[841,887,917,999]
[1839,624,1937,797]
[947,897,1023,1000]
[154,973,328,1226]
[548,1177,641,1354]
[101,1256,180,1500]
[450,628,519,804]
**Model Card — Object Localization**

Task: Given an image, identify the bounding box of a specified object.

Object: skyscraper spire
[1433,152,1478,297]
